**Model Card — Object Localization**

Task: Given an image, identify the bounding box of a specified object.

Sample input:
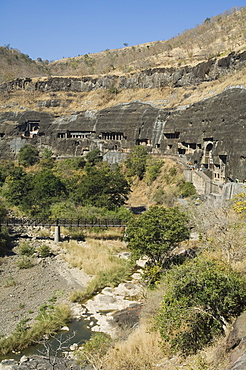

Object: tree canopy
[4,159,130,217]
[125,205,190,266]
[28,170,67,216]
[125,145,149,179]
[4,168,66,217]
[18,144,40,167]
[73,164,130,210]
[4,166,33,209]
[85,148,102,166]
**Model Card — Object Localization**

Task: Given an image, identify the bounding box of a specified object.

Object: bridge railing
[0,217,127,228]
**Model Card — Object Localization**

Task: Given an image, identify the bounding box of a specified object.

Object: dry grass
[1,6,244,85]
[101,323,164,370]
[61,238,131,301]
[188,202,246,274]
[49,7,246,76]
[61,238,127,276]
[84,227,125,240]
[1,8,246,114]
[126,158,184,208]
[1,67,246,115]
[98,272,232,370]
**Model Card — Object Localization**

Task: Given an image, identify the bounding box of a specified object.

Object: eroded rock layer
[1,51,246,94]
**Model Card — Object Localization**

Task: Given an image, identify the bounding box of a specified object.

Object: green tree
[41,148,52,160]
[4,167,33,209]
[156,258,246,355]
[125,145,149,179]
[28,170,67,217]
[4,168,66,217]
[40,148,55,169]
[0,161,15,187]
[85,148,102,166]
[0,200,9,256]
[125,206,190,266]
[18,144,39,167]
[73,164,130,210]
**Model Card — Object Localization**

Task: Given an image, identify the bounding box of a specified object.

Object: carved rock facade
[0,87,245,182]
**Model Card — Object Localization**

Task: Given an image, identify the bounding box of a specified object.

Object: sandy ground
[0,232,91,338]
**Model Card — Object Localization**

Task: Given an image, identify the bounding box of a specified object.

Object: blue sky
[0,0,245,61]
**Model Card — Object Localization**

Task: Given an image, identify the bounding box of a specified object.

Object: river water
[0,316,95,361]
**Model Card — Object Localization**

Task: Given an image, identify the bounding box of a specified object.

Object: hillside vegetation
[49,6,246,75]
[1,7,245,81]
[0,7,246,115]
[0,8,246,368]
[0,146,245,368]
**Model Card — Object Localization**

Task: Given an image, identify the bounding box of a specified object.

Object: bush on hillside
[39,245,51,258]
[156,257,246,355]
[125,145,149,180]
[145,158,164,185]
[178,180,196,197]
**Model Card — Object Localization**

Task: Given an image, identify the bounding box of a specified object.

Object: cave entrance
[25,120,40,137]
[204,142,214,168]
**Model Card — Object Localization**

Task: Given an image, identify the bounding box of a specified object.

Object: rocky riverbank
[0,226,145,369]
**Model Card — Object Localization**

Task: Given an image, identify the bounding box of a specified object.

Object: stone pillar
[54,225,60,242]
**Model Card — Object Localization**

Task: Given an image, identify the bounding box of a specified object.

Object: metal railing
[0,217,127,228]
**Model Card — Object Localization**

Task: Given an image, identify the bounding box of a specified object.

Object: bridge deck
[0,217,127,228]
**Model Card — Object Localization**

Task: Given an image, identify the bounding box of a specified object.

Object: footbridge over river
[0,217,127,242]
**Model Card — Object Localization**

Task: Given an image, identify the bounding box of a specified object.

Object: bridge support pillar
[54,226,61,242]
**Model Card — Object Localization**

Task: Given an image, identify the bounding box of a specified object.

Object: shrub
[125,145,149,180]
[152,188,175,206]
[0,232,10,257]
[16,256,34,269]
[233,191,246,214]
[142,265,163,287]
[169,166,177,177]
[39,245,51,258]
[19,241,35,256]
[69,290,84,303]
[156,257,246,355]
[108,86,119,95]
[76,332,111,368]
[178,180,196,197]
[146,159,164,185]
[18,144,39,167]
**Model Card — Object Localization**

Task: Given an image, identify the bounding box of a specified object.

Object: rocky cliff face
[0,86,245,182]
[1,51,246,93]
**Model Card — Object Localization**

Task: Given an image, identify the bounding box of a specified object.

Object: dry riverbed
[0,228,144,342]
[0,234,91,338]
